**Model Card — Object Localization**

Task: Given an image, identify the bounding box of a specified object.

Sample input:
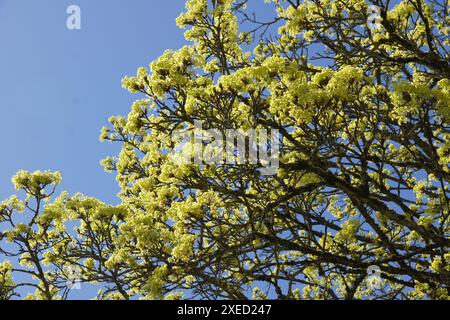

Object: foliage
[1,0,449,299]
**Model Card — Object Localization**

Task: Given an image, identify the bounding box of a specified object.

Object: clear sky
[0,0,188,205]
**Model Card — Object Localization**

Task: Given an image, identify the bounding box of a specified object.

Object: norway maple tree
[1,0,449,300]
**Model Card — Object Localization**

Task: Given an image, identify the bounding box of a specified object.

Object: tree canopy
[1,0,449,300]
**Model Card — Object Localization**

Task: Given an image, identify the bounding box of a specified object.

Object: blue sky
[0,0,188,205]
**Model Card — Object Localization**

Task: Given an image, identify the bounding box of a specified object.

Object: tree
[1,0,449,300]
